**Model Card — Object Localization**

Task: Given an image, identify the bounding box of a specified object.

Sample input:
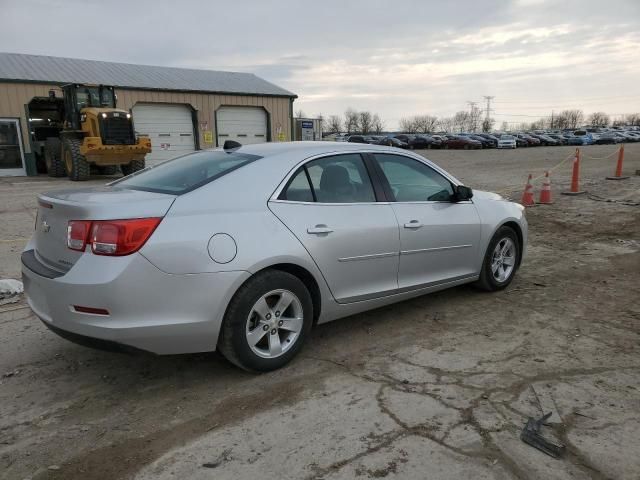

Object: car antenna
[223,140,242,151]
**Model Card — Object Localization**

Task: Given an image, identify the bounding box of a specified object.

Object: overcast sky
[2,0,639,128]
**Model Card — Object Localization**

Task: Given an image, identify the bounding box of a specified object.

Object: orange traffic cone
[520,174,535,207]
[562,148,586,196]
[538,171,553,204]
[606,145,630,180]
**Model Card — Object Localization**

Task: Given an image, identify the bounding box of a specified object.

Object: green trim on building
[23,104,37,176]
[289,99,294,141]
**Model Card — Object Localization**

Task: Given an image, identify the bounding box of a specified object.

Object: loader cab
[62,84,117,130]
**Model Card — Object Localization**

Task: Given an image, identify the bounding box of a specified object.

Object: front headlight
[101,113,107,119]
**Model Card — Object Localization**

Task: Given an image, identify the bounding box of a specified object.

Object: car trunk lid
[34,186,175,273]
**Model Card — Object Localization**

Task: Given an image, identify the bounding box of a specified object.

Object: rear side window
[281,169,314,202]
[280,154,376,203]
[115,150,261,194]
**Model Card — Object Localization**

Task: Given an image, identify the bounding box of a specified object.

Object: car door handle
[404,220,423,229]
[307,225,334,235]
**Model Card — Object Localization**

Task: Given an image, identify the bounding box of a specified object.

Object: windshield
[115,150,262,194]
[75,86,115,109]
[502,135,514,140]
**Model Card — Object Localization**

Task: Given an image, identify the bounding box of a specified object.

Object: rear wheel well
[255,264,322,325]
[502,221,523,267]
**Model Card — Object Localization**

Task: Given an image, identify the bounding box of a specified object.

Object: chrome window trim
[269,149,462,204]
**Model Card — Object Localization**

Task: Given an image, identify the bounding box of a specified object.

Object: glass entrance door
[0,119,26,176]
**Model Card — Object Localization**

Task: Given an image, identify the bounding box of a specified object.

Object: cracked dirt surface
[0,144,639,479]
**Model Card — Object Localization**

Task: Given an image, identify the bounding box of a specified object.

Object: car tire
[475,226,520,292]
[443,144,449,150]
[218,270,313,372]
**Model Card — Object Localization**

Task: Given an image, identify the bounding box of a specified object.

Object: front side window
[115,150,261,194]
[280,154,376,203]
[374,154,454,202]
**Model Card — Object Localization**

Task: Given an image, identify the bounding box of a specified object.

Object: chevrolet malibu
[22,142,527,371]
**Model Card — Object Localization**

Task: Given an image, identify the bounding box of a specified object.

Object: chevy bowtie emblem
[42,220,51,233]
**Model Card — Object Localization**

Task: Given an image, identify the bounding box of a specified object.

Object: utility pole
[482,96,494,132]
[483,96,494,121]
[467,101,479,132]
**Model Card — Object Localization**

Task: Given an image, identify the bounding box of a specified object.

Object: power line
[493,94,640,104]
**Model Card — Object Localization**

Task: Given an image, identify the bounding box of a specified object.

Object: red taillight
[67,220,92,251]
[90,218,162,256]
[67,218,161,255]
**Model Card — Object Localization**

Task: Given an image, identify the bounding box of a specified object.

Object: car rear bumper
[22,249,250,354]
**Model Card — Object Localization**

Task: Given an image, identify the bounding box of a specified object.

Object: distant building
[0,52,296,176]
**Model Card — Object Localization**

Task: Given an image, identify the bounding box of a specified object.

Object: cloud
[1,0,639,128]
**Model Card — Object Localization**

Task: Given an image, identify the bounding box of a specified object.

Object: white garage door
[216,107,267,146]
[132,104,195,166]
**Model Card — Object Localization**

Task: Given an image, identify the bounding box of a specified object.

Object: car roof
[209,141,425,172]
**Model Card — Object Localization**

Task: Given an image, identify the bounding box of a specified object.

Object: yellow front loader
[43,84,151,181]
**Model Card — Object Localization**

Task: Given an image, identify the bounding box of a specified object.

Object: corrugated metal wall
[115,88,292,148]
[0,82,292,173]
[0,82,63,157]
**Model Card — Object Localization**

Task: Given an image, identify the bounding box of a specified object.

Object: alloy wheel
[491,237,516,283]
[245,289,304,359]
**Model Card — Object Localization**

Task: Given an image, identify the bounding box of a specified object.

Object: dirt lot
[1,144,639,480]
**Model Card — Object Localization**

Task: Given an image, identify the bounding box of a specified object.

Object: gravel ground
[0,143,639,480]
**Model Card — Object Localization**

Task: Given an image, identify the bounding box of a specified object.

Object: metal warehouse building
[0,52,297,176]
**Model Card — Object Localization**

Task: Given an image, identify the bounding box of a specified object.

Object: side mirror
[454,185,473,201]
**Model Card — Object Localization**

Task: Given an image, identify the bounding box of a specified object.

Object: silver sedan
[22,142,527,371]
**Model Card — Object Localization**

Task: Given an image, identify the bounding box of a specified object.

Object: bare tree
[344,108,359,134]
[587,112,610,127]
[372,114,385,134]
[399,117,418,133]
[358,111,373,134]
[481,118,495,132]
[327,115,342,134]
[316,114,325,135]
[452,111,470,133]
[625,113,640,126]
[529,118,547,130]
[556,109,584,129]
[437,117,454,132]
[413,115,438,133]
[295,109,306,118]
[468,105,482,132]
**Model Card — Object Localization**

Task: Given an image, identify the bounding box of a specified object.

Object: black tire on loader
[44,137,65,177]
[63,138,90,181]
[121,159,145,177]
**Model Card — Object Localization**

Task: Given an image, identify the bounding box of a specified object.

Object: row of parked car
[341,127,640,150]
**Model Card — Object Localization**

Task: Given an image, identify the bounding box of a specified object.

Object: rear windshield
[114,150,262,194]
